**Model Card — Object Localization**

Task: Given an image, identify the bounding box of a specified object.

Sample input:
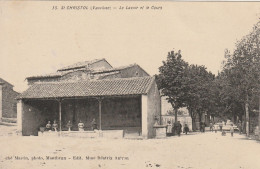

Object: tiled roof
[18,76,154,99]
[57,58,106,71]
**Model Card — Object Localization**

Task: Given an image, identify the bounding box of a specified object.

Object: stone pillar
[142,95,148,139]
[17,100,23,134]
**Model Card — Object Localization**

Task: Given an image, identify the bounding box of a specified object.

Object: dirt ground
[0,126,259,169]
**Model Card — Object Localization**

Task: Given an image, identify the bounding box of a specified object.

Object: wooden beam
[59,99,62,136]
[95,97,104,130]
[98,98,102,130]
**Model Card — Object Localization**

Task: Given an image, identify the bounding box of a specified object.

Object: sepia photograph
[0,1,260,169]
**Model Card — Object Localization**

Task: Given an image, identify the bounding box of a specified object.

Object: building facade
[18,59,160,139]
[0,78,19,120]
[17,77,161,139]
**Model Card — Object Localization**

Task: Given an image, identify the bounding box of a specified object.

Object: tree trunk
[192,117,196,131]
[198,112,202,123]
[189,108,196,131]
[245,94,249,137]
[174,107,178,123]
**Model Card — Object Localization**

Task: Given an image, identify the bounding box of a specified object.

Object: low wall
[161,115,192,130]
[38,130,124,139]
[1,117,17,123]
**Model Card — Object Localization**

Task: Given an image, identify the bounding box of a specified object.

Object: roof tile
[18,76,154,99]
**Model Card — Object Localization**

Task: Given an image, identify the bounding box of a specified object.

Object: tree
[183,65,215,130]
[156,50,188,123]
[156,50,215,131]
[221,21,260,136]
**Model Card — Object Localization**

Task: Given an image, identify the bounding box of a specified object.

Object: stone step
[0,121,17,126]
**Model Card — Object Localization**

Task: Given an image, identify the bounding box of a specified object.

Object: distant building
[0,78,19,119]
[26,58,149,85]
[160,96,192,130]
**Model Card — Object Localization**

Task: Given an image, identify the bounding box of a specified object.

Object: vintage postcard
[0,1,260,169]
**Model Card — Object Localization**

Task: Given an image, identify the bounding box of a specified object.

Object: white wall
[141,95,148,139]
[17,100,23,132]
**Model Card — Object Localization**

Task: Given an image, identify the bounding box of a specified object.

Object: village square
[0,51,260,168]
[1,1,260,169]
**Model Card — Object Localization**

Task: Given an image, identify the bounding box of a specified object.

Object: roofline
[0,78,14,87]
[57,58,109,72]
[17,94,142,100]
[135,64,150,76]
[26,75,62,80]
[28,76,152,85]
[17,76,153,99]
[26,68,89,80]
[57,66,87,72]
[92,64,137,75]
[101,58,113,69]
[25,61,149,80]
[92,69,120,75]
[93,63,150,76]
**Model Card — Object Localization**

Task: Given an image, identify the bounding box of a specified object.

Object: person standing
[230,124,234,137]
[177,121,182,136]
[167,121,173,136]
[200,122,203,132]
[219,121,223,131]
[237,120,242,134]
[201,122,205,132]
[209,122,213,132]
[213,123,218,133]
[184,124,189,135]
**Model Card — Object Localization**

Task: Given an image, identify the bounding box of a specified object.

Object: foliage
[184,65,215,119]
[156,50,188,110]
[157,20,260,132]
[156,50,215,129]
[220,21,260,122]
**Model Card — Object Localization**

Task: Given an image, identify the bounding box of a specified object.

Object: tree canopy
[157,20,260,134]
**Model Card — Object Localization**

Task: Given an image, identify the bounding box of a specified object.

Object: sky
[0,1,260,92]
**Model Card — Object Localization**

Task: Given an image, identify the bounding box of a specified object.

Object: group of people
[209,120,243,137]
[167,121,190,136]
[77,118,98,131]
[166,119,242,137]
[45,120,58,131]
[45,118,98,132]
